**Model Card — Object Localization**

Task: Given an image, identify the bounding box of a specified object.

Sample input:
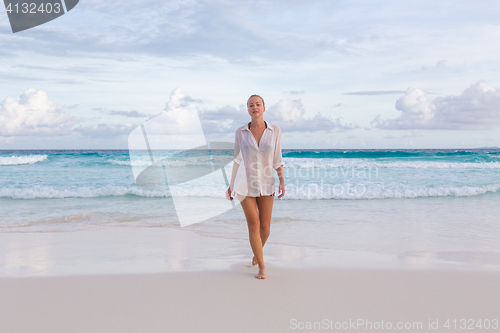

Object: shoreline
[2,226,500,278]
[2,267,500,333]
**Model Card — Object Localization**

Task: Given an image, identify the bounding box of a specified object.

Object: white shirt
[232,121,284,197]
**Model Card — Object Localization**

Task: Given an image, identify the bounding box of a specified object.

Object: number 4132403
[444,319,499,330]
[5,2,62,14]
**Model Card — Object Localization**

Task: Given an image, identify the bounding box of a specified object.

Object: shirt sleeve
[273,126,284,169]
[233,130,243,165]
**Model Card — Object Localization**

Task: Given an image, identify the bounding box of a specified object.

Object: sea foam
[283,158,500,169]
[0,155,47,166]
[1,183,498,200]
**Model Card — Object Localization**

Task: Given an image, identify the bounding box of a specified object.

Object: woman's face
[247,96,265,119]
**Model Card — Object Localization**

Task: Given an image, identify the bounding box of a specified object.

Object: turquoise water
[0,149,499,256]
[2,149,499,200]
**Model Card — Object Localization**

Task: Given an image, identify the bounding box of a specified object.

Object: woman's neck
[250,118,266,129]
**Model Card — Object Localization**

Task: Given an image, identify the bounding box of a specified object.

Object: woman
[226,94,285,279]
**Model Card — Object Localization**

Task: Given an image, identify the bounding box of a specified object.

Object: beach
[2,226,500,332]
[1,149,500,332]
[4,0,500,330]
[2,267,500,333]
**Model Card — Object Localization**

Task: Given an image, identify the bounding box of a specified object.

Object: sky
[1,0,500,149]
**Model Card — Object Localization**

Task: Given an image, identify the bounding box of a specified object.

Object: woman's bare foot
[252,256,258,266]
[255,266,266,279]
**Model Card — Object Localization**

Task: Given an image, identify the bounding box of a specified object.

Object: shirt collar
[243,120,273,131]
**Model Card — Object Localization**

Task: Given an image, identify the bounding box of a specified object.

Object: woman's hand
[278,182,285,198]
[226,187,233,201]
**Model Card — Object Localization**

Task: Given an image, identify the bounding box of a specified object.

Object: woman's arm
[229,161,239,190]
[227,131,241,200]
[276,165,285,198]
[273,126,285,198]
[226,162,239,201]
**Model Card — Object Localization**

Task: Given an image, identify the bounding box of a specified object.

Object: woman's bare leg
[240,196,266,279]
[256,195,274,245]
[252,195,275,266]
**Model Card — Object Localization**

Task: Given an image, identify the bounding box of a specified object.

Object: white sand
[1,266,500,333]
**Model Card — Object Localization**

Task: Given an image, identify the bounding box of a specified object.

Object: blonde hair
[247,94,265,107]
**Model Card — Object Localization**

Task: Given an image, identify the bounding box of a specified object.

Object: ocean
[1,149,500,276]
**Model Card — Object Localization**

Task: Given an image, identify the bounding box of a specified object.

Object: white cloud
[372,81,500,130]
[0,88,82,136]
[98,109,149,118]
[154,88,358,135]
[196,97,358,134]
[160,88,248,135]
[100,110,149,118]
[266,99,358,132]
[163,87,190,112]
[150,87,207,135]
[198,105,248,134]
[1,0,388,64]
[73,123,137,137]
